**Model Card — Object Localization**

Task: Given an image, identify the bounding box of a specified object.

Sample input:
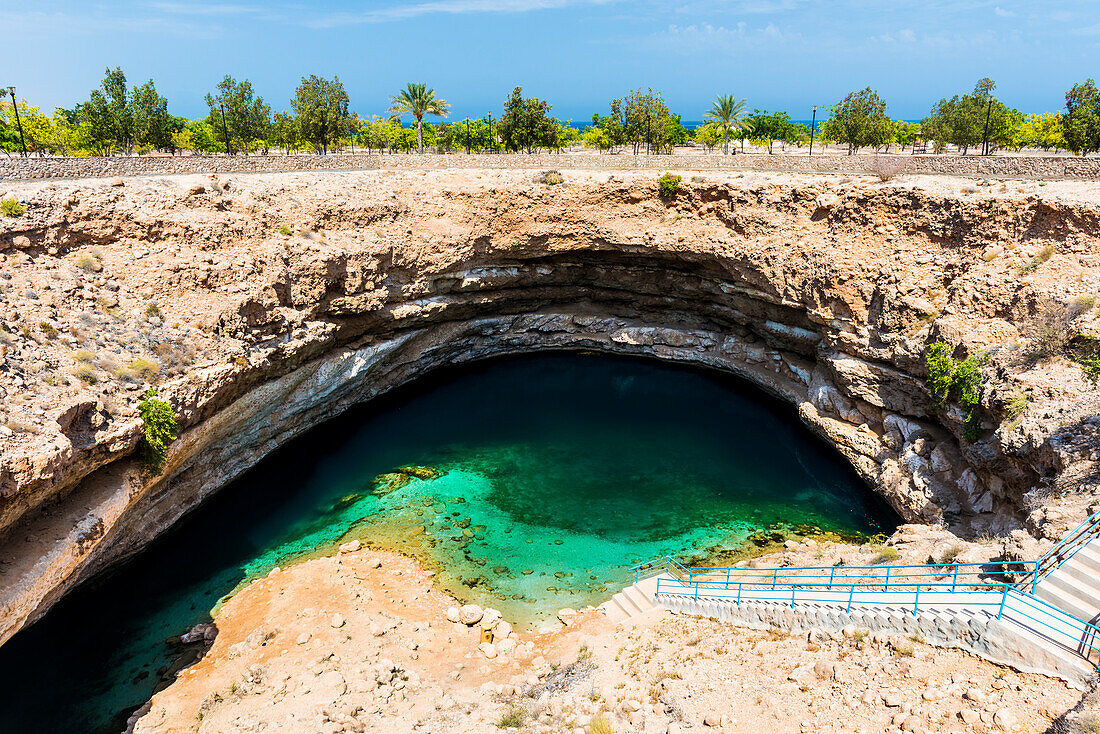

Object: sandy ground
[132,542,1081,734]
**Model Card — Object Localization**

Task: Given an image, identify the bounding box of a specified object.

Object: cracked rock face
[0,168,1098,646]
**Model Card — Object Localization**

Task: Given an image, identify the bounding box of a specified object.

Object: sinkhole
[0,352,898,733]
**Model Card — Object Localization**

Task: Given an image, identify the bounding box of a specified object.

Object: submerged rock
[398,465,442,481]
[371,472,411,497]
[332,493,364,511]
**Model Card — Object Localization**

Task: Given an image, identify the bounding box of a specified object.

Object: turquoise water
[0,353,896,733]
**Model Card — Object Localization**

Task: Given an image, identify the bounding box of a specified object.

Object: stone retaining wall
[2,152,1099,181]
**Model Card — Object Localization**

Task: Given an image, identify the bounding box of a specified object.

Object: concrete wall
[3,152,1099,181]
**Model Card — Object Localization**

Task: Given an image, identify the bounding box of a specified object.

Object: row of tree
[3,70,1100,157]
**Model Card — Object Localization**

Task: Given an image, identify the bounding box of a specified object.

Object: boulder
[458,604,483,625]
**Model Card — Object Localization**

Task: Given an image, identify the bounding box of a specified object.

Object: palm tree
[704,94,752,155]
[388,83,450,154]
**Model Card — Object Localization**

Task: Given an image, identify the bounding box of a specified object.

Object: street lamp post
[981,98,993,156]
[465,118,470,154]
[219,103,231,157]
[487,112,493,154]
[809,106,817,157]
[6,87,28,157]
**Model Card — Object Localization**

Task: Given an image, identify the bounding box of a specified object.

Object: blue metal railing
[684,560,1034,593]
[1031,507,1100,589]
[651,574,1100,669]
[627,526,1100,672]
[630,556,691,584]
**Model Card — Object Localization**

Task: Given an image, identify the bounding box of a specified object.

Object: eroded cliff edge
[1,169,1098,645]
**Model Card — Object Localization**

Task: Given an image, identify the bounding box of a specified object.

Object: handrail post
[829,566,835,589]
[951,565,958,592]
[772,569,777,590]
[885,567,891,591]
[726,567,731,589]
[913,585,920,617]
[847,584,854,614]
[693,580,698,603]
[736,582,742,607]
[997,588,1007,620]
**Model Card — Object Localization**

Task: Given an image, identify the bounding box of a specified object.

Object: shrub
[657,173,682,199]
[75,255,102,272]
[535,170,563,185]
[130,357,161,382]
[1071,336,1100,386]
[75,364,98,384]
[497,704,526,729]
[145,303,161,318]
[925,342,956,409]
[1,198,26,217]
[74,349,95,363]
[1003,391,1030,420]
[138,388,178,474]
[1022,300,1077,359]
[938,543,966,564]
[1073,294,1098,313]
[38,322,58,338]
[279,225,293,236]
[1019,244,1055,275]
[590,715,615,734]
[925,340,985,438]
[869,156,907,181]
[871,546,899,565]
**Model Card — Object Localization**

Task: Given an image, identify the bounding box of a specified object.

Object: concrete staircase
[600,574,662,623]
[655,588,1098,686]
[1035,543,1100,625]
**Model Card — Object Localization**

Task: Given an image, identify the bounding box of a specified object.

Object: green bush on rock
[138,388,178,474]
[657,173,681,199]
[925,341,985,440]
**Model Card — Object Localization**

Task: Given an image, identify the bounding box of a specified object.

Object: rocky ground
[1,168,1100,731]
[130,543,1081,734]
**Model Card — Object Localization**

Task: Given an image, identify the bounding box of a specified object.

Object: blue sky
[3,1,1097,121]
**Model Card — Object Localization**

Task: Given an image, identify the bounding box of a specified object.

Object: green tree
[388,82,450,154]
[703,94,752,155]
[131,80,171,152]
[75,67,136,154]
[270,112,301,154]
[582,125,613,152]
[1065,79,1100,156]
[922,79,1021,155]
[204,76,271,156]
[606,89,683,154]
[821,87,893,155]
[893,121,922,150]
[292,75,352,155]
[497,87,558,153]
[745,110,800,154]
[1020,113,1066,152]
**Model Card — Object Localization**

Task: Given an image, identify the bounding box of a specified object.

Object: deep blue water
[0,353,897,733]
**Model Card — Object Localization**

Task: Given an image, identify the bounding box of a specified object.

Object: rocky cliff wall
[0,168,1098,646]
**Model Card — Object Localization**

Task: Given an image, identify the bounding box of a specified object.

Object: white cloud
[300,0,618,28]
[993,6,1014,17]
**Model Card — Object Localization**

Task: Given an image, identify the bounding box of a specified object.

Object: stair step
[1035,583,1100,624]
[1045,571,1100,610]
[1067,545,1100,573]
[616,591,644,617]
[1051,557,1100,594]
[624,585,656,611]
